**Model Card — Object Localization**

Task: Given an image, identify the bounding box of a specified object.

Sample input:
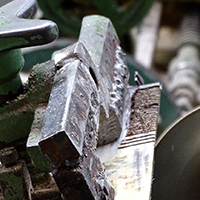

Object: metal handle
[0,0,58,52]
[0,0,58,102]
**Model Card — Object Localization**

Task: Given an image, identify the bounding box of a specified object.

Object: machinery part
[22,38,75,72]
[0,49,24,103]
[0,0,58,51]
[179,6,200,48]
[0,60,56,147]
[167,5,200,115]
[53,150,115,200]
[0,146,18,166]
[22,43,179,137]
[127,56,179,135]
[39,42,100,168]
[97,82,161,200]
[39,41,115,199]
[79,15,129,146]
[134,71,145,86]
[37,0,155,37]
[0,147,33,200]
[37,15,130,199]
[27,106,52,172]
[0,0,58,103]
[152,106,200,200]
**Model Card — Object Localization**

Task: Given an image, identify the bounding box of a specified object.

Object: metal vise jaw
[38,15,129,199]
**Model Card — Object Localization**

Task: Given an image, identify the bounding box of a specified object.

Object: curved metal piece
[0,0,59,52]
[152,106,200,200]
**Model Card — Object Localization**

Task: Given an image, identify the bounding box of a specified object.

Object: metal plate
[152,106,200,200]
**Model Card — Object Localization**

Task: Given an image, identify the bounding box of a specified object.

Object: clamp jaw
[0,1,161,200]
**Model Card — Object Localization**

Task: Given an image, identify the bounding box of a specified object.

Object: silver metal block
[39,45,99,167]
[79,15,129,146]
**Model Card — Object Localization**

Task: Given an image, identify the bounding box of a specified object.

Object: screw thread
[179,8,200,48]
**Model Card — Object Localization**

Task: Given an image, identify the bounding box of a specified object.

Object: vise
[0,0,161,200]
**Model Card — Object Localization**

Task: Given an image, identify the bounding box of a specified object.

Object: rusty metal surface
[79,15,129,146]
[39,43,100,168]
[53,150,115,200]
[97,82,161,200]
[38,16,130,199]
[0,159,33,200]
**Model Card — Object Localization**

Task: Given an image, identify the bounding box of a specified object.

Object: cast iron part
[39,42,100,168]
[0,146,18,166]
[0,0,58,51]
[0,0,58,104]
[39,41,115,199]
[79,15,129,146]
[0,147,33,199]
[38,15,129,199]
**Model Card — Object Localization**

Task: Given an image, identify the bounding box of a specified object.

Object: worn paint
[30,34,43,40]
[0,49,24,95]
[0,60,56,145]
[50,26,59,36]
[0,37,28,52]
[0,17,12,28]
[0,171,24,200]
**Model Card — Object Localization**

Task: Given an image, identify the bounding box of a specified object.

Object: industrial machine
[0,0,200,200]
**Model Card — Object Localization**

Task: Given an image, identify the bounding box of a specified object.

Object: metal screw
[168,5,200,115]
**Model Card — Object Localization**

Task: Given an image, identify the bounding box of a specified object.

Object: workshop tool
[0,0,60,199]
[38,15,130,199]
[0,1,162,199]
[78,15,129,146]
[0,0,58,146]
[97,81,161,200]
[0,0,58,105]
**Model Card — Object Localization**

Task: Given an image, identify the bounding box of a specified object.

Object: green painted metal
[0,60,56,147]
[0,160,32,200]
[27,146,51,172]
[0,0,58,101]
[0,38,28,52]
[37,0,155,37]
[26,106,52,172]
[0,49,24,95]
[0,172,24,200]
